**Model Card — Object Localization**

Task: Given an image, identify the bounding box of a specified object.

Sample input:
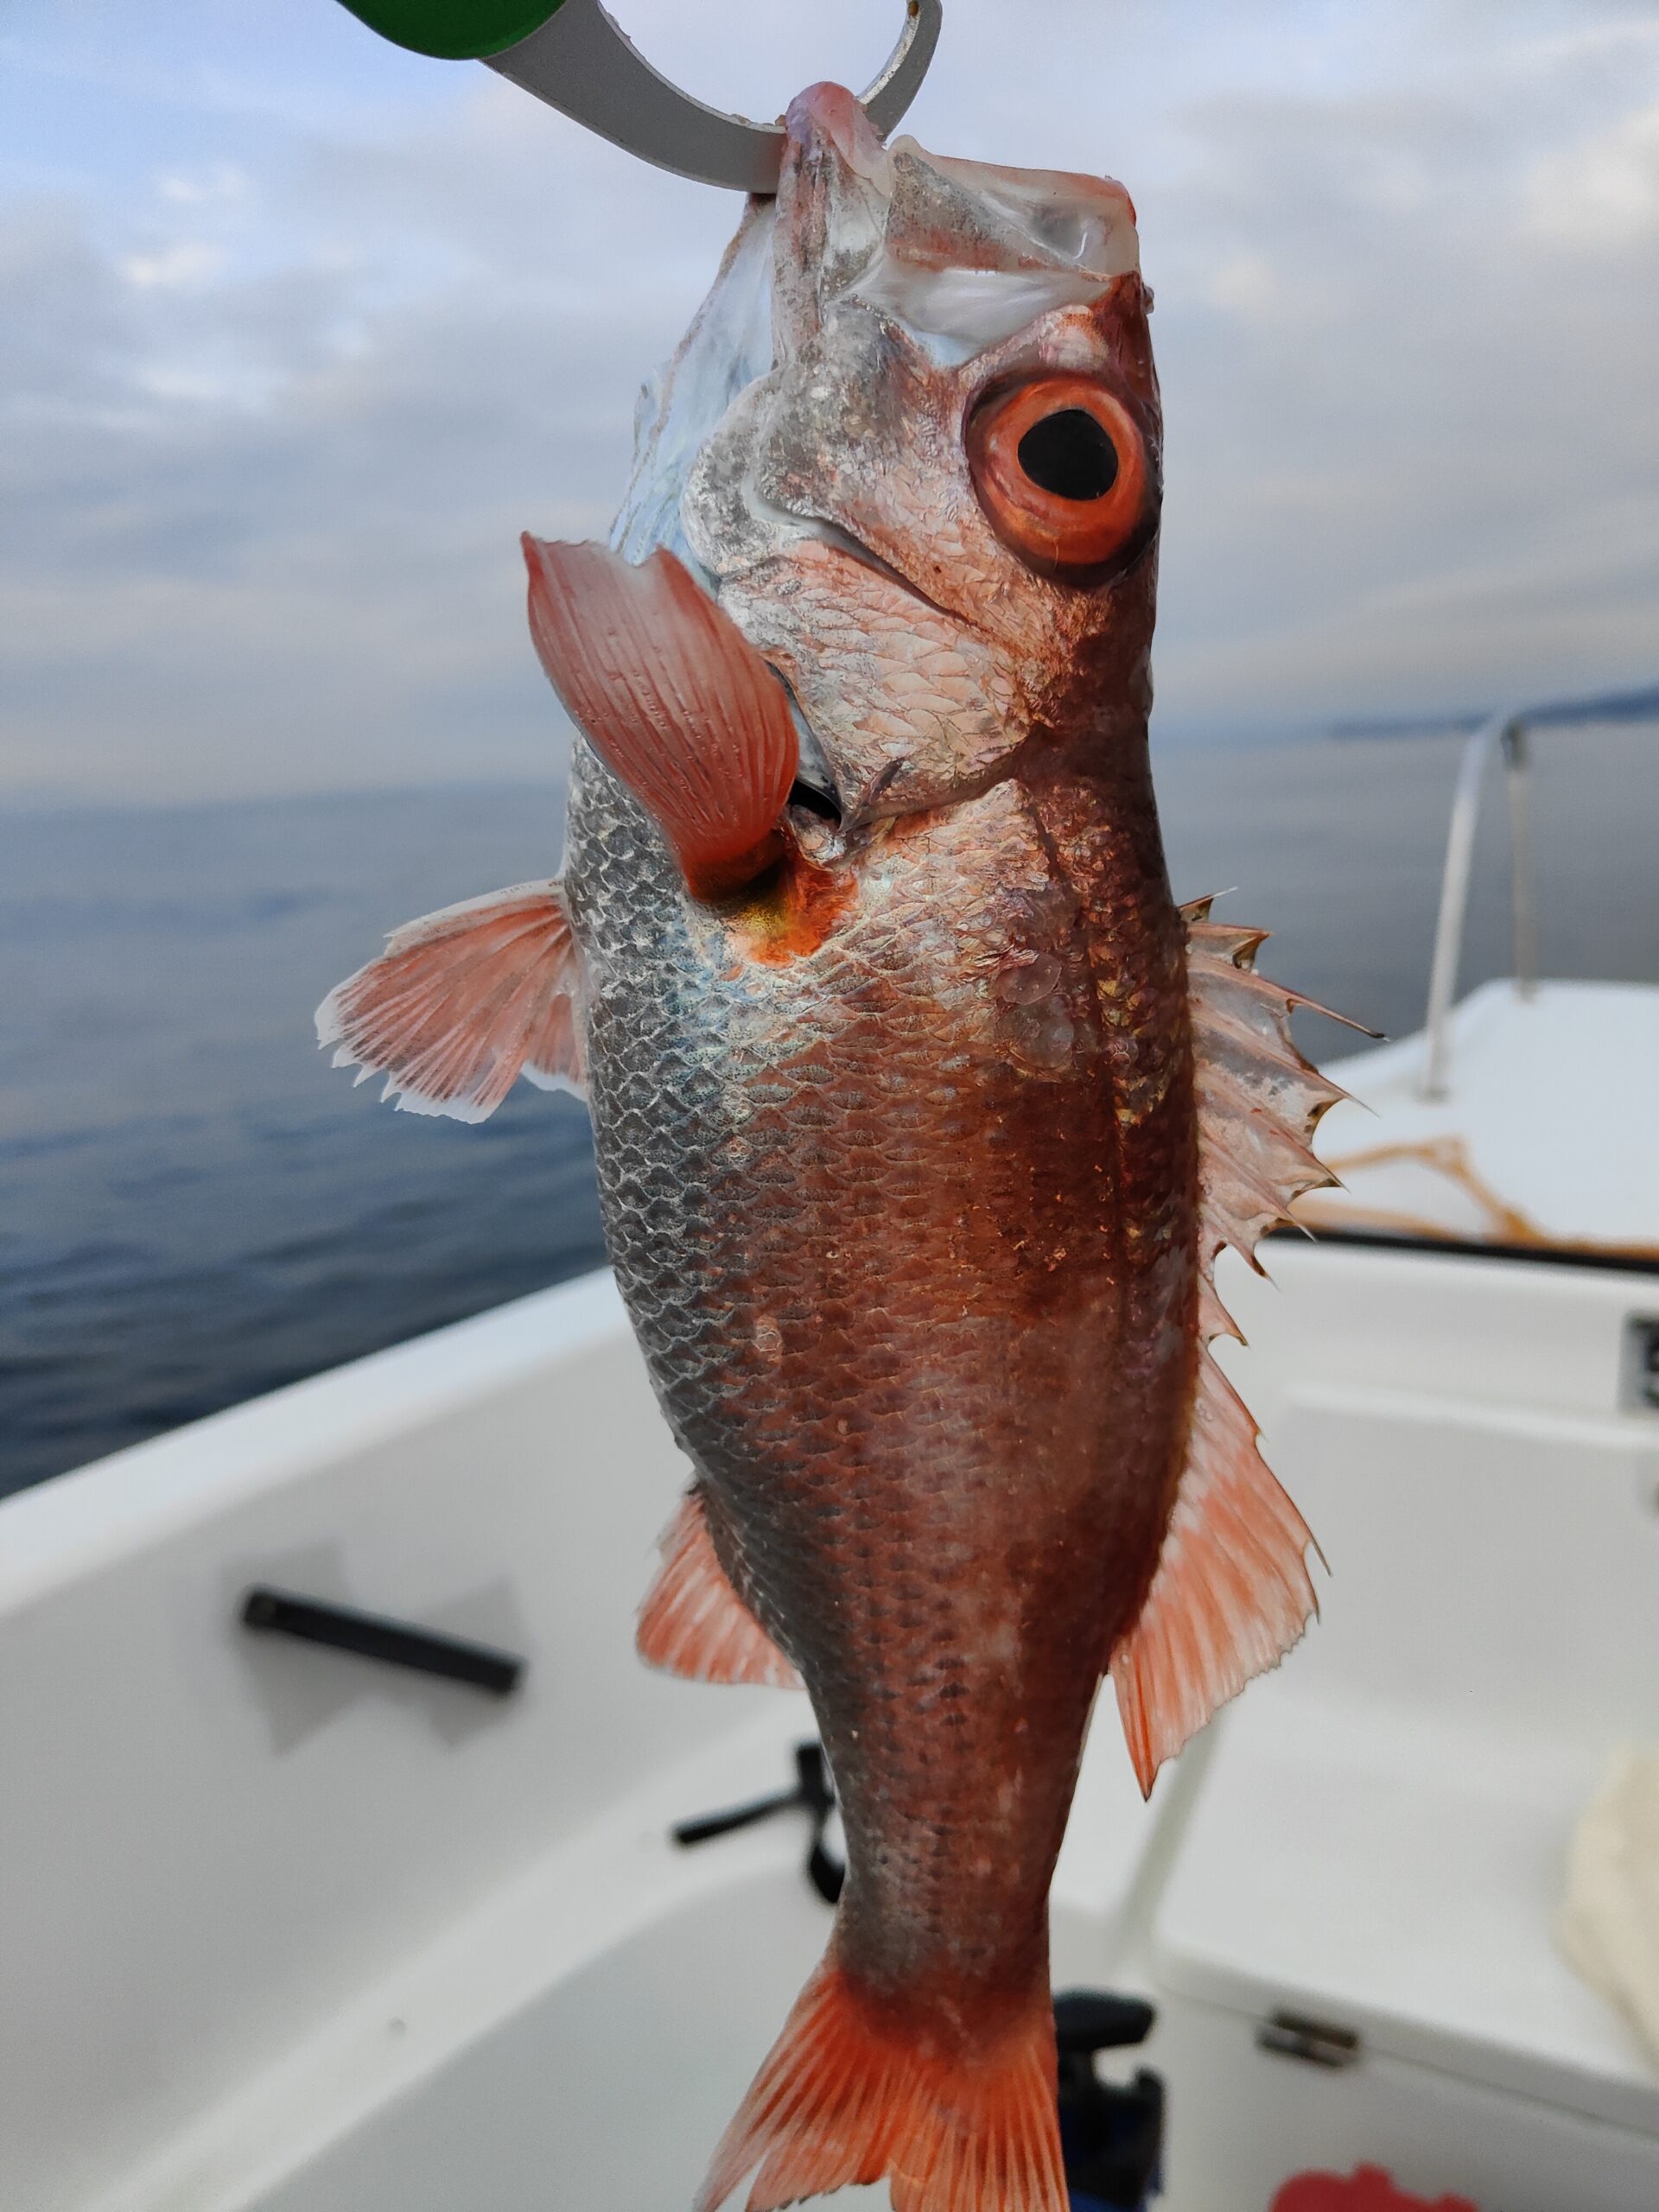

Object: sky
[1,0,1656,804]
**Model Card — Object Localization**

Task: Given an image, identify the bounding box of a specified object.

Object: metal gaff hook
[336,0,944,194]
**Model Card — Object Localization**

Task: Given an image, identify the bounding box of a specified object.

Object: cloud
[1135,8,1659,728]
[0,64,728,801]
[0,0,1656,800]
[121,238,227,289]
[1529,95,1659,245]
[156,160,250,206]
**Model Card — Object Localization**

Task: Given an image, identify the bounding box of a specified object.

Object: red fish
[321,83,1345,2212]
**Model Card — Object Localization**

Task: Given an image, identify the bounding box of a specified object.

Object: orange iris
[967,374,1153,577]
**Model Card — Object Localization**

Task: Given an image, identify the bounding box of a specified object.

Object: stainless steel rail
[1421,712,1533,1100]
[1337,680,1655,1103]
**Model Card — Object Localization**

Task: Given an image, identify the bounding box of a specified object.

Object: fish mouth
[788,775,842,825]
[785,776,848,865]
[774,82,1140,363]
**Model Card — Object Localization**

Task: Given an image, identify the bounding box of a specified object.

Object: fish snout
[783,82,892,188]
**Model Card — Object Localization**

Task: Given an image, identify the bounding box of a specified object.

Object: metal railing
[1338,683,1658,1103]
[1421,712,1532,1100]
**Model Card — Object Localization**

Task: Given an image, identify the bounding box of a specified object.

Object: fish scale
[567,711,1193,2030]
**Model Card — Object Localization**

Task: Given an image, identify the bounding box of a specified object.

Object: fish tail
[696,1952,1065,2212]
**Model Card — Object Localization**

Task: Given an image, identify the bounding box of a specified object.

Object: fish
[318,81,1349,2212]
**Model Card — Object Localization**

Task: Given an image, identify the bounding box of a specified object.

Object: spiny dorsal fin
[1109,899,1354,1793]
[317,880,584,1122]
[637,1490,801,1690]
[1184,894,1357,1313]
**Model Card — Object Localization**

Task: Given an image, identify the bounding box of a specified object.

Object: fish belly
[566,741,1197,2027]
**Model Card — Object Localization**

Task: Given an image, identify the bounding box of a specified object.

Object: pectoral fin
[317,880,583,1122]
[523,537,798,901]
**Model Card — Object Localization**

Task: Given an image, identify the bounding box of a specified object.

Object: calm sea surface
[4,727,1656,1497]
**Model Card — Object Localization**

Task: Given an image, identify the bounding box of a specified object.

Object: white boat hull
[8,1216,1659,2208]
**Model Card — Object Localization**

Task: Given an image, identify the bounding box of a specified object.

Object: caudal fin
[697,1957,1065,2212]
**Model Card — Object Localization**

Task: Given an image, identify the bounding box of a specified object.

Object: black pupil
[1016,409,1118,502]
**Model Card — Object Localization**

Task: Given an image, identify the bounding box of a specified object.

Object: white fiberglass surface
[1307,978,1659,1249]
[1159,1247,1659,2131]
[1152,1989,1659,2212]
[250,1866,863,2212]
[215,1688,1160,2212]
[238,1702,1163,2212]
[0,1274,742,2212]
[15,1236,1659,2208]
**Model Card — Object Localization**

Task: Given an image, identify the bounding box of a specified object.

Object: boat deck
[5,1211,1659,2209]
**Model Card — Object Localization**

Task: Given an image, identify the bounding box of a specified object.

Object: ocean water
[3,727,1656,1497]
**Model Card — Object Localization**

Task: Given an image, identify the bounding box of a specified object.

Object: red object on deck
[1271,2165,1481,2212]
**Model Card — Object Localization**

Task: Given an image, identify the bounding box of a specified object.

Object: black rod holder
[674,1741,842,1904]
[239,1586,525,1697]
[1054,1988,1164,2210]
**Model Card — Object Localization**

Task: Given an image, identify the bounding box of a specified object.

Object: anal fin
[638,1490,800,1690]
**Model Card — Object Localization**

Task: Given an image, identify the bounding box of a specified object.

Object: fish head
[682,83,1161,833]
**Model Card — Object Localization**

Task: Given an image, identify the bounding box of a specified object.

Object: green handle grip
[336,0,566,61]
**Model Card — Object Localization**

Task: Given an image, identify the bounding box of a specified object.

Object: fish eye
[1017,410,1118,501]
[966,373,1154,577]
